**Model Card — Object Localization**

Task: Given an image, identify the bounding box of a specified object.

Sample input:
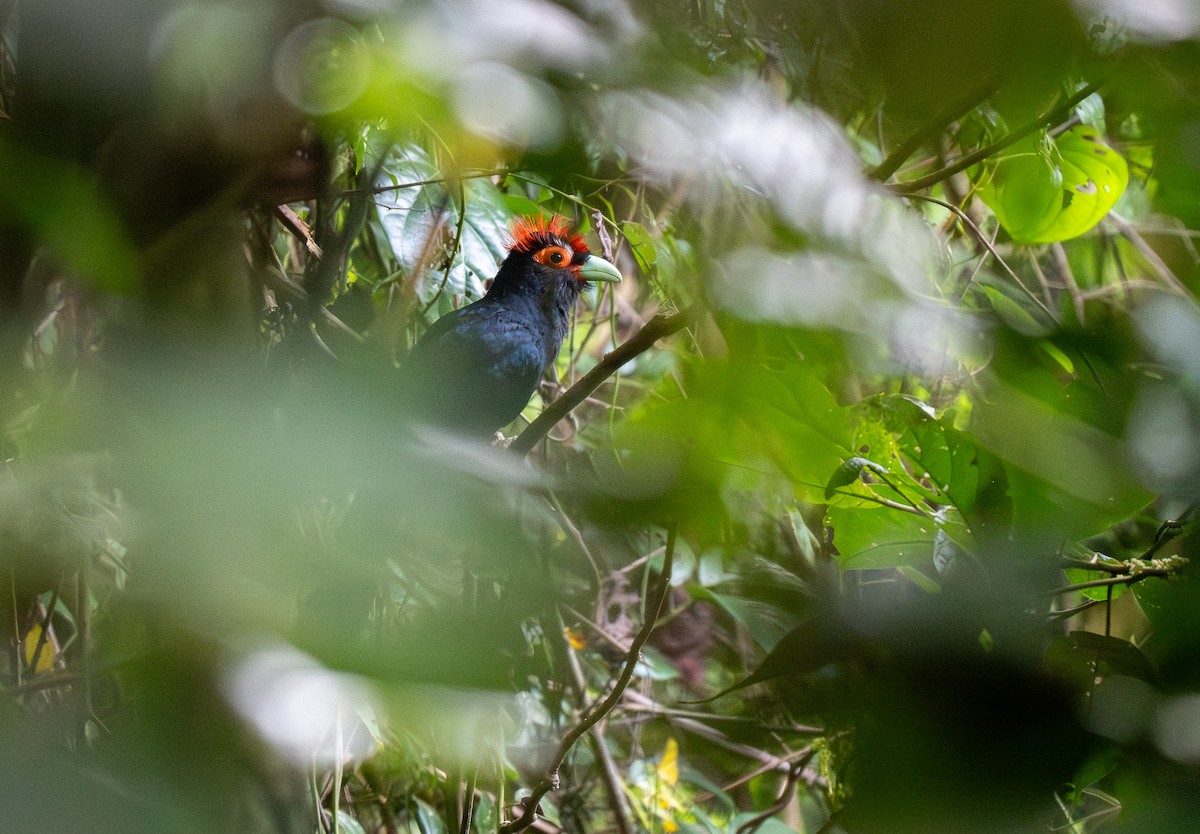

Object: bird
[402,215,622,436]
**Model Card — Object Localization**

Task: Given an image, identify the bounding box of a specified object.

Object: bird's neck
[486,263,581,342]
[547,279,581,341]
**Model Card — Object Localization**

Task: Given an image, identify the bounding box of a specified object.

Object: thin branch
[1048,599,1104,621]
[274,205,324,259]
[1107,212,1191,295]
[555,608,636,834]
[908,193,1057,320]
[869,469,935,518]
[735,752,814,834]
[511,306,698,456]
[336,168,510,199]
[458,762,479,834]
[1049,555,1188,596]
[418,178,469,320]
[1051,572,1168,595]
[546,493,602,590]
[27,576,62,676]
[826,488,929,517]
[2,671,84,695]
[888,81,1104,194]
[1060,558,1132,575]
[500,525,678,834]
[1051,242,1086,324]
[870,80,999,181]
[622,691,824,741]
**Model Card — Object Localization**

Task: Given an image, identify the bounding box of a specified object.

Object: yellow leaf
[656,738,679,786]
[23,624,56,674]
[564,626,587,651]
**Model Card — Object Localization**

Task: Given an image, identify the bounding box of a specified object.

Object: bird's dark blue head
[487,215,622,304]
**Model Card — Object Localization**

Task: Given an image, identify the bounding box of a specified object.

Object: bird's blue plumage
[401,219,616,436]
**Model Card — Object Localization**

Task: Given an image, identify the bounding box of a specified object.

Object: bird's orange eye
[534,246,574,268]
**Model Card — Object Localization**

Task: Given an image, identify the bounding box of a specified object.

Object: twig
[1107,212,1191,295]
[735,751,814,834]
[555,608,636,834]
[500,525,678,834]
[255,248,365,344]
[826,488,928,516]
[870,81,998,181]
[27,576,62,676]
[869,469,934,518]
[888,81,1103,194]
[1060,558,1131,575]
[2,671,84,695]
[458,762,479,834]
[1048,599,1104,621]
[511,307,698,456]
[908,194,1056,320]
[622,692,824,753]
[75,566,92,745]
[1049,555,1187,596]
[418,178,469,320]
[275,205,324,259]
[545,494,603,591]
[337,168,510,199]
[1051,242,1086,324]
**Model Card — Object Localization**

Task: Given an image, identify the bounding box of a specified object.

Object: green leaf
[898,565,941,593]
[501,194,545,219]
[621,220,658,272]
[825,456,890,500]
[684,617,859,703]
[828,505,940,570]
[978,126,1128,244]
[692,587,798,651]
[376,145,512,304]
[1044,632,1156,687]
[412,798,447,834]
[978,144,1063,242]
[882,396,981,514]
[1073,90,1107,134]
[1064,566,1128,602]
[334,810,368,834]
[969,375,1153,538]
[0,138,140,293]
[979,284,1053,337]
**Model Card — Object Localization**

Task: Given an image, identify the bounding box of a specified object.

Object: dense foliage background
[2,0,1200,832]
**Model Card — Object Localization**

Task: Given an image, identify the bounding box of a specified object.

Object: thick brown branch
[511,305,698,456]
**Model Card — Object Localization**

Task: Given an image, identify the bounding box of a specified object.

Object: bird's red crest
[507,215,589,256]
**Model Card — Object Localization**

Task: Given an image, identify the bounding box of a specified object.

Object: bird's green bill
[579,255,622,284]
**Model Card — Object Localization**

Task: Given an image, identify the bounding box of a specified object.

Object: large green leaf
[375,145,511,304]
[0,138,140,294]
[978,126,1128,244]
[828,504,971,572]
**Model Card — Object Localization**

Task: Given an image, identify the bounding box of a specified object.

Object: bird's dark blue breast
[403,292,558,435]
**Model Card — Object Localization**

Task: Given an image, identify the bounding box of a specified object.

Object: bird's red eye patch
[532,246,575,268]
